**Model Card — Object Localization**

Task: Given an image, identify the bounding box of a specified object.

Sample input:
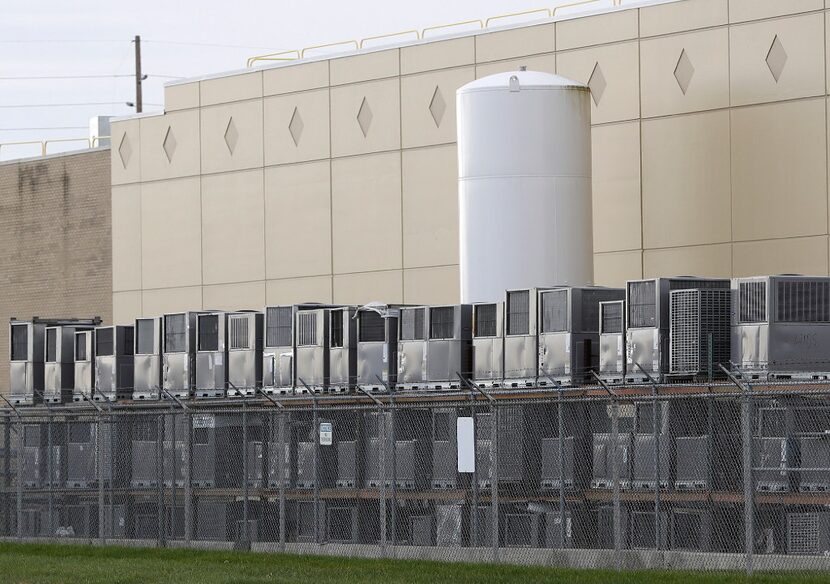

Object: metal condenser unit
[162,311,199,399]
[263,305,297,395]
[195,311,227,399]
[397,307,428,390]
[669,288,731,378]
[227,311,263,397]
[94,325,134,401]
[504,288,549,387]
[598,300,626,382]
[134,317,162,400]
[9,319,45,405]
[45,325,93,404]
[732,275,830,379]
[625,277,729,383]
[538,286,624,386]
[72,330,95,403]
[295,307,330,392]
[328,306,357,392]
[356,305,400,392]
[472,302,503,388]
[425,304,472,390]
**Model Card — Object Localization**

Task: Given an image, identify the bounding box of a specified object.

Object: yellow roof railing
[0,136,110,160]
[246,0,624,68]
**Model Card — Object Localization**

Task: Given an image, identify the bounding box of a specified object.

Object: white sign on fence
[319,422,333,446]
[457,417,475,473]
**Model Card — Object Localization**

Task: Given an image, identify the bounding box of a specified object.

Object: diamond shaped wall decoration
[673,49,695,95]
[224,117,239,155]
[162,126,177,162]
[429,86,446,128]
[118,133,132,168]
[766,35,787,83]
[288,107,304,146]
[357,97,373,137]
[587,62,606,106]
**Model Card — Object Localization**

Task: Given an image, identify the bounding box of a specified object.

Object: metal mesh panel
[296,312,317,347]
[10,324,28,361]
[473,304,497,338]
[135,319,155,355]
[228,316,250,350]
[776,280,830,323]
[507,291,530,336]
[266,307,292,348]
[401,308,425,341]
[670,289,731,376]
[46,328,57,362]
[330,311,344,348]
[628,281,656,328]
[358,312,385,342]
[739,281,767,324]
[96,328,114,357]
[75,333,87,361]
[601,302,623,334]
[164,314,186,353]
[197,315,220,352]
[541,290,568,333]
[429,307,455,340]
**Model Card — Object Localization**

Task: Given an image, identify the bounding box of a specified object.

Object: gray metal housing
[732,275,830,379]
[625,277,730,382]
[356,305,400,392]
[472,302,503,388]
[397,307,428,389]
[45,325,92,404]
[538,286,624,386]
[227,311,264,397]
[504,288,550,387]
[134,317,162,400]
[72,330,95,402]
[9,320,45,405]
[195,311,227,398]
[94,325,134,401]
[262,305,299,395]
[295,307,330,392]
[669,288,732,378]
[425,304,472,389]
[599,300,626,382]
[162,311,200,399]
[328,306,357,392]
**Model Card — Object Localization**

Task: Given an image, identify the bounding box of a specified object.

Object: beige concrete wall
[111,0,830,320]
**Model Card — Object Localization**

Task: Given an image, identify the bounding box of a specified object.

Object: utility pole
[134,35,143,113]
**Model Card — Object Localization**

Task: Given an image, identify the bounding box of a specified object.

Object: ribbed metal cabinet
[294,500,325,543]
[72,330,95,402]
[66,419,130,489]
[162,311,200,399]
[632,433,670,490]
[9,320,45,405]
[504,288,549,387]
[435,503,466,547]
[134,317,162,401]
[541,437,575,490]
[476,406,534,489]
[94,325,134,401]
[472,302,504,388]
[787,512,830,555]
[625,277,729,383]
[425,305,473,389]
[591,433,633,489]
[799,436,830,492]
[263,305,297,395]
[432,408,458,489]
[227,311,264,397]
[295,418,336,489]
[195,311,228,399]
[295,307,330,392]
[267,414,295,489]
[364,410,431,490]
[671,508,712,552]
[326,505,359,543]
[328,306,357,392]
[754,436,797,492]
[336,440,360,488]
[669,289,731,379]
[190,414,245,488]
[21,422,66,489]
[397,307,428,389]
[356,306,400,391]
[130,415,188,488]
[675,435,711,490]
[46,325,92,404]
[538,286,624,385]
[599,300,626,382]
[732,275,830,379]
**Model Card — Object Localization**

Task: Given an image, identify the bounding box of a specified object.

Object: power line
[0,127,88,131]
[0,74,182,81]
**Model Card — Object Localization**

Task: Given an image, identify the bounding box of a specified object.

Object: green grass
[0,542,826,584]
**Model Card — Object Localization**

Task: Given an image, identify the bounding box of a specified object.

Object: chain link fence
[3,382,830,574]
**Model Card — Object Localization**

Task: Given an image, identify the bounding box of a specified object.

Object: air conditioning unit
[294,419,336,489]
[190,414,244,488]
[336,440,360,488]
[425,304,473,390]
[504,288,550,387]
[266,414,295,489]
[246,440,265,488]
[328,306,357,393]
[675,435,711,490]
[195,311,228,399]
[632,433,670,490]
[625,277,730,382]
[631,510,669,550]
[295,307,330,392]
[93,325,134,401]
[263,305,296,395]
[541,436,575,490]
[477,406,531,488]
[671,508,712,552]
[504,512,543,548]
[72,330,95,403]
[598,300,626,382]
[669,288,731,378]
[787,512,830,555]
[597,505,629,549]
[356,305,400,392]
[435,503,466,547]
[432,408,457,489]
[21,424,45,488]
[46,325,94,403]
[9,320,46,405]
[133,317,162,400]
[162,415,189,488]
[538,286,625,386]
[591,432,632,490]
[799,436,830,492]
[295,500,325,543]
[544,510,574,549]
[410,514,435,546]
[733,275,830,379]
[472,302,504,388]
[67,419,129,489]
[196,500,228,541]
[326,505,359,543]
[162,311,200,399]
[397,307,428,390]
[227,311,264,397]
[754,436,793,492]
[130,417,160,488]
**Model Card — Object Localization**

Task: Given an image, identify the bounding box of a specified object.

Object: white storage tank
[457,69,593,304]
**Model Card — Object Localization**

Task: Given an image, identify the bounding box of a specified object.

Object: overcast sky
[0,0,616,160]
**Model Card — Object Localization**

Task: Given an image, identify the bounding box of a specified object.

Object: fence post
[184,411,193,545]
[470,394,479,548]
[98,413,105,542]
[242,404,249,546]
[742,388,754,576]
[3,415,10,537]
[278,410,286,552]
[47,414,54,537]
[558,391,566,549]
[16,417,22,540]
[170,410,176,542]
[156,413,164,547]
[611,395,621,568]
[491,400,499,563]
[390,395,397,552]
[312,397,320,546]
[379,403,387,556]
[653,392,661,551]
